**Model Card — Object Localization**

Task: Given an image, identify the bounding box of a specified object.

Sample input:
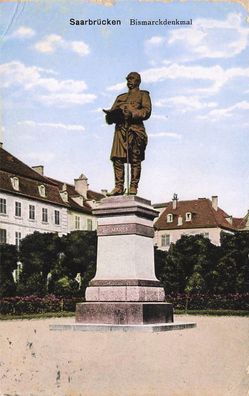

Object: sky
[0,0,249,217]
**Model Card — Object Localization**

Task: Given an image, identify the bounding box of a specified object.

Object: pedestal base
[50,322,196,333]
[76,302,173,325]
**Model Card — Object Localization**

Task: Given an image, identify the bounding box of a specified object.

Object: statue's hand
[123,106,132,120]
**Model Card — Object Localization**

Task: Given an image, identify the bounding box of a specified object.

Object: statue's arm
[103,96,124,125]
[129,92,152,121]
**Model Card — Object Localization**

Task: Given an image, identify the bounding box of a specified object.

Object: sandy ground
[0,315,249,396]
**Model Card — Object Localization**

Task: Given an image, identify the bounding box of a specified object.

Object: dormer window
[11,177,19,191]
[38,184,46,197]
[167,213,173,223]
[186,212,192,222]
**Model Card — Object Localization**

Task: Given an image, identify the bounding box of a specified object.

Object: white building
[153,195,247,251]
[0,146,104,247]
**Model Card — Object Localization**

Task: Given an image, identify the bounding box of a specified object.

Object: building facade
[0,147,104,247]
[153,195,245,250]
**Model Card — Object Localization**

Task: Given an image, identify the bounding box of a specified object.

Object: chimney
[0,142,3,148]
[101,189,108,197]
[32,165,44,176]
[74,173,88,199]
[172,193,178,210]
[211,196,218,211]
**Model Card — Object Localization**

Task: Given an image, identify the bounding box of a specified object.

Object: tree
[218,231,249,293]
[17,232,61,296]
[49,231,97,297]
[0,244,18,297]
[155,234,221,294]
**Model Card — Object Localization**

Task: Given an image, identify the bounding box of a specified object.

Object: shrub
[0,244,18,297]
[0,295,83,315]
[166,293,249,311]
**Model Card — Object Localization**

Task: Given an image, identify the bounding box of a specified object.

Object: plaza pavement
[0,315,248,396]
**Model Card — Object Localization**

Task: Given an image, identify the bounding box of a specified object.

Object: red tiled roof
[154,198,240,232]
[0,147,65,206]
[47,177,104,214]
[0,147,104,212]
[0,148,56,185]
[233,217,247,230]
[0,171,66,206]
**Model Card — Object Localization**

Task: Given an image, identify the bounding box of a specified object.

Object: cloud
[107,62,249,96]
[107,82,126,92]
[34,34,63,53]
[18,120,85,131]
[155,96,217,112]
[145,13,249,61]
[9,26,35,39]
[146,36,165,46]
[38,93,96,105]
[198,101,249,120]
[0,61,96,106]
[148,132,182,139]
[151,114,168,120]
[34,34,90,56]
[107,64,228,93]
[25,151,55,163]
[141,64,249,95]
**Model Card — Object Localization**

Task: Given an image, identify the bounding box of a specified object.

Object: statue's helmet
[126,72,141,85]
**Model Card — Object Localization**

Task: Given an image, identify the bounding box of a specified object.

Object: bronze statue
[103,72,151,196]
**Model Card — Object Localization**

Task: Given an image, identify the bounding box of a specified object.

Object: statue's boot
[130,160,141,195]
[107,159,124,196]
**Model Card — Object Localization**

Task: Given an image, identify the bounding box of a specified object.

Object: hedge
[0,293,248,316]
[0,295,83,315]
[165,293,249,310]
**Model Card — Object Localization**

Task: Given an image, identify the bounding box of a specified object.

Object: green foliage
[17,232,61,296]
[0,244,18,297]
[166,293,249,310]
[16,230,97,297]
[48,231,97,296]
[52,276,79,297]
[0,295,82,315]
[155,232,249,295]
[218,231,249,293]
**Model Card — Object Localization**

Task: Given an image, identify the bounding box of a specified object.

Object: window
[75,216,80,230]
[167,213,173,223]
[29,205,35,220]
[161,234,170,247]
[0,198,6,214]
[185,212,192,222]
[55,210,60,225]
[15,202,21,217]
[15,232,21,249]
[0,229,7,244]
[42,208,48,223]
[200,232,209,239]
[87,219,93,231]
[11,177,19,191]
[38,185,46,197]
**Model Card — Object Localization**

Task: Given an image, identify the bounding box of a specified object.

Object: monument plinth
[76,195,174,325]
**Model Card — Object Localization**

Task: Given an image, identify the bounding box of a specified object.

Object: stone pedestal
[76,196,174,325]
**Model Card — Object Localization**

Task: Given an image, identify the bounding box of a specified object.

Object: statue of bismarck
[103,72,151,196]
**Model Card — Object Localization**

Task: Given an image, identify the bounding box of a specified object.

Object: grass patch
[174,309,249,317]
[0,311,75,321]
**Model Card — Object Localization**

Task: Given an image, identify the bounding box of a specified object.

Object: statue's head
[126,72,141,89]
